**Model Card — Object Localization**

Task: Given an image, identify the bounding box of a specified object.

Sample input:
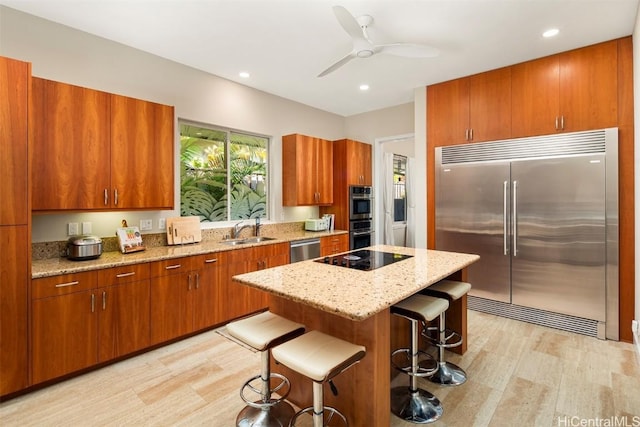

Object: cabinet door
[316,137,334,204]
[426,78,469,146]
[150,259,192,345]
[0,57,29,225]
[224,249,251,321]
[559,40,618,132]
[32,290,98,383]
[0,226,29,395]
[32,79,111,210]
[345,140,372,185]
[98,279,150,362]
[110,95,174,210]
[192,252,226,330]
[511,55,560,137]
[469,67,512,142]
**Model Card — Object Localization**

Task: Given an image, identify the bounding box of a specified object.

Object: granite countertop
[32,229,348,279]
[232,244,480,321]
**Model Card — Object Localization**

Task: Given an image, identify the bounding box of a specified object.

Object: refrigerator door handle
[513,180,518,257]
[503,180,508,255]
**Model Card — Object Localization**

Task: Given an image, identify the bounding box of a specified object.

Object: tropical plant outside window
[180,121,268,222]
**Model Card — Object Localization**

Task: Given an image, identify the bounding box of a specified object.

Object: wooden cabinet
[31,78,175,211]
[96,264,151,362]
[320,234,349,256]
[427,67,512,146]
[31,271,99,384]
[0,57,29,225]
[512,40,618,137]
[319,139,372,231]
[192,252,227,331]
[224,243,289,321]
[0,56,30,397]
[282,134,333,206]
[149,257,193,345]
[110,94,174,209]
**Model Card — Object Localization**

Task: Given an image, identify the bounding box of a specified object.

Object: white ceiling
[1,0,638,117]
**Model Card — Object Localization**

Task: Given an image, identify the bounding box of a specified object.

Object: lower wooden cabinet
[31,271,98,384]
[320,234,349,256]
[192,252,227,331]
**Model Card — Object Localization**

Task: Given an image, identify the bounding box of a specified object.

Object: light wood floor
[1,310,638,426]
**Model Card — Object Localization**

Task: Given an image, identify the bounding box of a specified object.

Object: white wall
[0,6,346,241]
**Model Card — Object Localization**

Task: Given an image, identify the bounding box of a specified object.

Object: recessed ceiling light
[542,28,560,38]
[239,71,250,78]
[359,84,370,91]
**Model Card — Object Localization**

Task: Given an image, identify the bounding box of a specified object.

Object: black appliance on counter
[315,249,412,271]
[349,185,374,249]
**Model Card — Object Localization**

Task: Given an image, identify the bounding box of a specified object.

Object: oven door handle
[351,230,373,236]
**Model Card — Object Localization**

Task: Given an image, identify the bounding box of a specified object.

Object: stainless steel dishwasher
[289,238,321,263]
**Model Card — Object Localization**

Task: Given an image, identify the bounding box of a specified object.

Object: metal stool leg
[390,318,443,424]
[236,349,296,427]
[424,311,467,386]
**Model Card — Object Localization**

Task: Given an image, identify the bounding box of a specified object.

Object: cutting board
[166,216,202,245]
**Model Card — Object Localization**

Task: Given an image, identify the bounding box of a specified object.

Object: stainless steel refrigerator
[435,128,619,340]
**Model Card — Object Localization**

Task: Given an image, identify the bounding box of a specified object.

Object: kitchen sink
[220,236,276,245]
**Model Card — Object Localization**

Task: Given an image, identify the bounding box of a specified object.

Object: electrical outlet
[82,222,92,234]
[68,222,79,236]
[158,218,166,230]
[140,219,153,231]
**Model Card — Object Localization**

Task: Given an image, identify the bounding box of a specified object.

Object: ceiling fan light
[357,49,374,58]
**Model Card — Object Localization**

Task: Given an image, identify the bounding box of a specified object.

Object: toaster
[305,218,328,231]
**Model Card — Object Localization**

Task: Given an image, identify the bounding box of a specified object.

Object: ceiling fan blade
[317,51,357,77]
[332,5,365,40]
[377,43,439,58]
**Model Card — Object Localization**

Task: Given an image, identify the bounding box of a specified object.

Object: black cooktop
[315,249,413,271]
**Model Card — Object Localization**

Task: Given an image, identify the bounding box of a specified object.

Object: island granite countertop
[232,244,480,321]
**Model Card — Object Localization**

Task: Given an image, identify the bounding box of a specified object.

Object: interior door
[510,154,606,321]
[435,160,511,302]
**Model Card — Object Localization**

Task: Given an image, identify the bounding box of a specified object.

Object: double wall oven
[349,185,374,249]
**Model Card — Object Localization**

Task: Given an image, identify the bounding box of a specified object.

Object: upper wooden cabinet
[282,134,333,206]
[1,57,30,225]
[32,78,175,211]
[334,139,372,186]
[512,40,618,137]
[427,67,512,146]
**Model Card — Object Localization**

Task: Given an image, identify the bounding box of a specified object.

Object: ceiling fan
[318,5,439,77]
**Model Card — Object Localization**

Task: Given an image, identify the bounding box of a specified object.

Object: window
[393,154,407,222]
[179,121,268,222]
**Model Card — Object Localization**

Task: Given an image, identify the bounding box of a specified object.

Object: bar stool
[272,330,366,427]
[390,294,449,424]
[421,280,472,386]
[226,311,305,427]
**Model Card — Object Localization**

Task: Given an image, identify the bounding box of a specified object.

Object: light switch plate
[140,219,153,231]
[68,222,79,236]
[158,218,166,230]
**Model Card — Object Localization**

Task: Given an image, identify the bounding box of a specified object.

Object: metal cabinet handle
[114,188,119,206]
[104,189,108,205]
[204,258,218,264]
[465,129,469,140]
[195,273,200,289]
[503,180,508,256]
[469,128,473,141]
[165,264,181,270]
[91,293,95,313]
[560,115,564,130]
[188,273,192,290]
[102,291,107,310]
[55,280,79,288]
[116,272,136,278]
[513,180,518,257]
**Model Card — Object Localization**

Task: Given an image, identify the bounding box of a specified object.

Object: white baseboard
[633,320,640,365]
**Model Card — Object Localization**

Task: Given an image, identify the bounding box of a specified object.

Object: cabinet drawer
[149,257,193,277]
[97,263,151,286]
[32,271,97,299]
[193,251,227,269]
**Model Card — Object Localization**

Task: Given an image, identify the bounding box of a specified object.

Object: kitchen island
[232,244,479,426]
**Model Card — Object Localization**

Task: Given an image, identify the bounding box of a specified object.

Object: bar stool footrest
[240,373,291,409]
[422,325,463,349]
[391,348,438,378]
[290,405,348,427]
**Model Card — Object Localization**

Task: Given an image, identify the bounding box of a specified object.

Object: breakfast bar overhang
[232,245,480,426]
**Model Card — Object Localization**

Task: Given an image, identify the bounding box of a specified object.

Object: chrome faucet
[255,217,261,236]
[232,220,252,239]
